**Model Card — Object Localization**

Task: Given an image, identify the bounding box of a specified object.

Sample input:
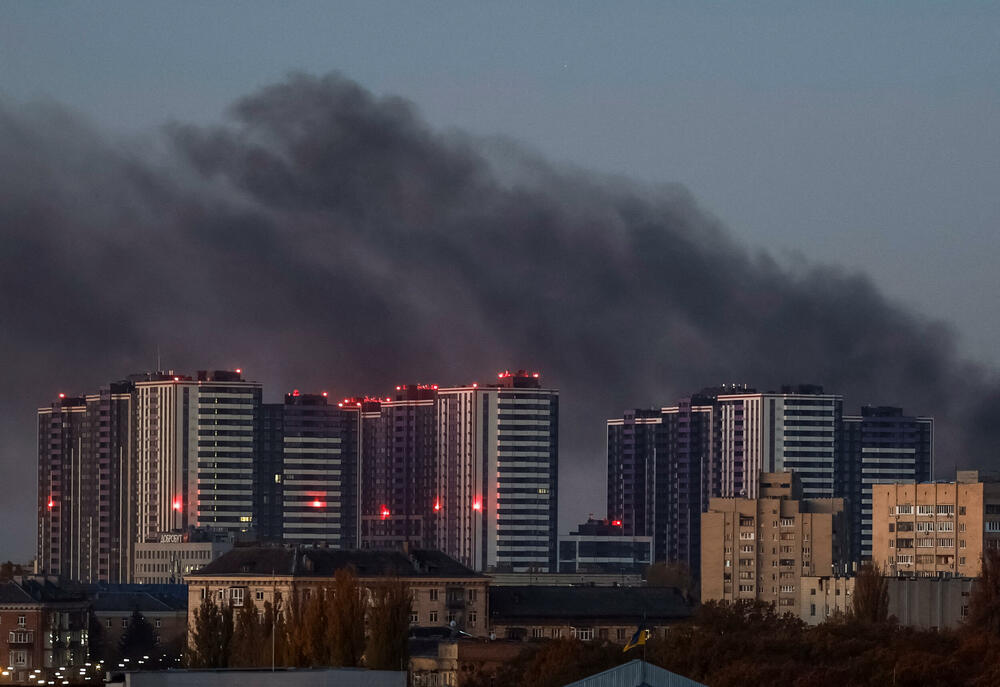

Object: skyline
[3,5,1000,563]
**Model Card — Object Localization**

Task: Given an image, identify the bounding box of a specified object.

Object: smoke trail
[2,72,997,558]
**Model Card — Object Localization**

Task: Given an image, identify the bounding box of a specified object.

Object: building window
[230,587,245,607]
[155,620,161,628]
[616,628,626,641]
[468,612,477,625]
[256,591,265,601]
[573,628,593,641]
[105,619,112,629]
[531,628,545,638]
[447,612,456,624]
[896,505,913,515]
[16,616,25,627]
[960,557,967,565]
[409,613,418,624]
[122,619,129,629]
[10,650,27,667]
[429,612,438,623]
[468,589,477,602]
[959,507,967,516]
[429,589,438,602]
[917,505,933,516]
[810,604,816,617]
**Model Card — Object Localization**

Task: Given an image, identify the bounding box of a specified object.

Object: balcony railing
[9,631,34,644]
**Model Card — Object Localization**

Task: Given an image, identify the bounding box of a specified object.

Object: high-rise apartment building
[37,384,136,583]
[872,471,1000,578]
[713,385,843,500]
[278,391,360,547]
[360,385,438,550]
[435,371,559,572]
[841,406,933,561]
[701,472,849,616]
[608,385,926,573]
[134,370,261,537]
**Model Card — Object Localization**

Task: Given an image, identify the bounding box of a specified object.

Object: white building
[134,370,261,537]
[435,371,558,572]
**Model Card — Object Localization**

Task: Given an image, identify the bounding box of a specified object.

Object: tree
[365,580,411,670]
[303,586,331,666]
[968,548,1000,635]
[645,562,698,599]
[0,561,24,582]
[87,607,108,663]
[119,610,158,663]
[188,594,227,668]
[329,568,365,667]
[230,598,266,668]
[852,562,889,624]
[279,587,310,667]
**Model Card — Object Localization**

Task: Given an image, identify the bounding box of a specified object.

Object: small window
[155,619,161,628]
[122,619,129,629]
[17,615,25,627]
[468,611,477,626]
[429,589,438,601]
[105,619,112,629]
[429,611,438,623]
[255,591,265,601]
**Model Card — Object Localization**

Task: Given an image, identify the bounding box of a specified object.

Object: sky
[1,3,999,562]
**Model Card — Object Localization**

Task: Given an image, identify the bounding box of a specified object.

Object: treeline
[467,556,1000,687]
[187,568,412,671]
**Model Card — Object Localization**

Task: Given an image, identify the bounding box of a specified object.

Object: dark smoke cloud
[2,72,998,559]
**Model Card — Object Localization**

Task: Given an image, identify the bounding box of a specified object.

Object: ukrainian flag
[622,627,651,652]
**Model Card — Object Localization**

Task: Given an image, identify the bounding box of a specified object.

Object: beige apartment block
[799,576,854,624]
[185,547,490,639]
[701,472,849,616]
[872,470,1000,578]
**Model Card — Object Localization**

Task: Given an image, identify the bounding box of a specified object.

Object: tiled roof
[189,547,483,578]
[489,586,695,623]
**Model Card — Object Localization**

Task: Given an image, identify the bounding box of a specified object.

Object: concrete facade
[872,471,1000,577]
[701,472,849,616]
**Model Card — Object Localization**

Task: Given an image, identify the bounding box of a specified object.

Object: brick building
[0,578,89,683]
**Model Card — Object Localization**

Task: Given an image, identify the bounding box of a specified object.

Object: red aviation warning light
[472,499,482,512]
[58,393,65,399]
[433,499,441,512]
[611,520,622,527]
[47,500,54,509]
[292,389,300,397]
[321,391,328,397]
[235,368,242,375]
[311,499,323,508]
[380,505,391,520]
[172,499,182,511]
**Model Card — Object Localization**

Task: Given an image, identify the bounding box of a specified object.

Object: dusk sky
[2,3,999,561]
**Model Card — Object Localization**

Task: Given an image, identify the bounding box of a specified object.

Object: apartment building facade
[185,547,490,637]
[701,472,849,616]
[872,471,1000,577]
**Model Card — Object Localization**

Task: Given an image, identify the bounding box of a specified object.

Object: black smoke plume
[2,73,998,557]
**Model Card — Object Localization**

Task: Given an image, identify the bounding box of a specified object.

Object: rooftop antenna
[156,345,161,373]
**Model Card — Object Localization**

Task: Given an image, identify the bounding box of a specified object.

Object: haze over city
[2,0,999,568]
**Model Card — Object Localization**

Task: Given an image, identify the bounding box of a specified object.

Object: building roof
[90,591,186,613]
[489,586,694,623]
[563,660,706,687]
[0,579,87,605]
[189,547,484,579]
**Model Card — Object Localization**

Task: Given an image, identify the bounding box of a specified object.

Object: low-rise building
[799,576,854,624]
[0,577,89,683]
[134,531,234,584]
[701,472,849,617]
[90,590,187,656]
[488,585,694,642]
[185,547,490,636]
[872,470,1000,577]
[558,519,653,575]
[798,575,974,630]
